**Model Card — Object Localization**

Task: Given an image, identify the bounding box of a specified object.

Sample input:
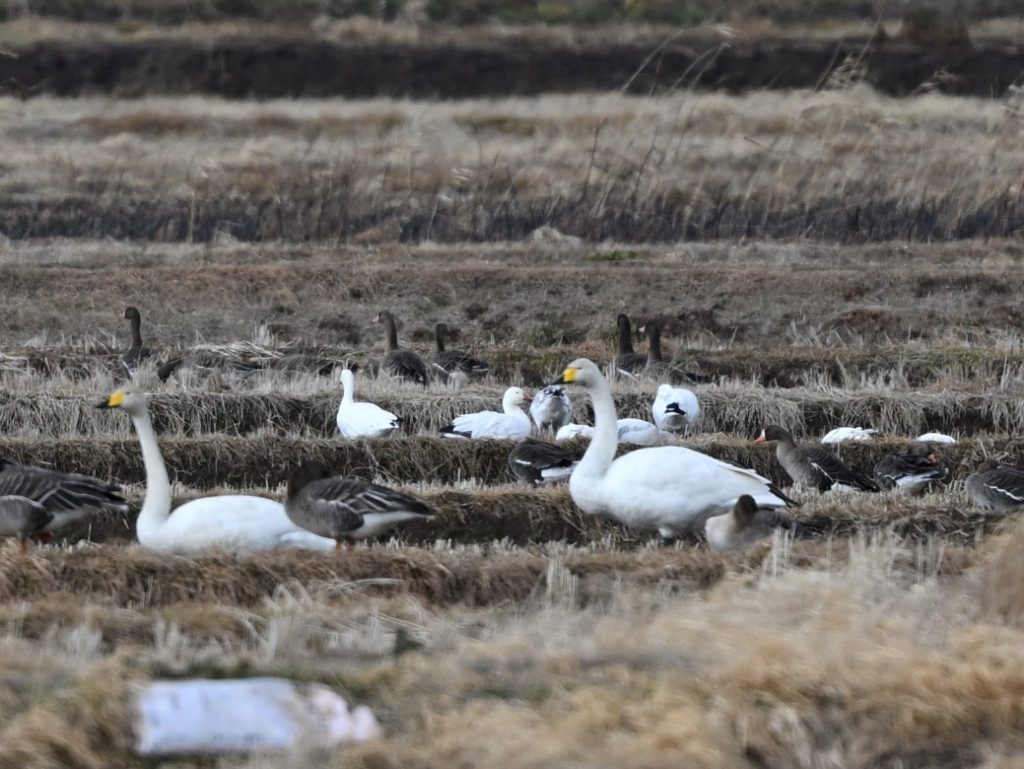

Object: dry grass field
[4,8,1024,768]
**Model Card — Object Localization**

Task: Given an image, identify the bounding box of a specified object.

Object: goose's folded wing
[980,469,1024,507]
[804,447,879,491]
[310,478,433,517]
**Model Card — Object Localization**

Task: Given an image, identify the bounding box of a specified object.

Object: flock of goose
[2,308,1024,555]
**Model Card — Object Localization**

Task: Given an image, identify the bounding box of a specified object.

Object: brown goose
[120,306,153,375]
[612,314,646,377]
[284,462,434,547]
[639,321,710,385]
[966,459,1024,513]
[0,456,128,535]
[704,494,798,552]
[375,311,431,386]
[432,323,489,380]
[508,438,578,486]
[0,497,52,552]
[873,442,949,496]
[756,425,879,493]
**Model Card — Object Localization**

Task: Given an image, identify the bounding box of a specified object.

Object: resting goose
[556,423,594,441]
[651,384,699,435]
[966,459,1024,513]
[552,359,793,543]
[756,425,879,493]
[821,427,877,444]
[704,494,798,552]
[916,431,956,445]
[530,385,572,432]
[120,306,153,375]
[98,386,335,553]
[873,442,949,495]
[432,323,489,381]
[556,419,659,445]
[440,387,532,439]
[612,314,646,377]
[0,456,128,535]
[508,438,578,485]
[375,311,431,386]
[336,369,401,438]
[284,462,433,547]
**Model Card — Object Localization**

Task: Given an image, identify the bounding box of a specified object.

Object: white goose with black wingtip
[552,358,793,542]
[285,462,434,547]
[98,385,336,553]
[441,387,532,440]
[651,384,699,435]
[336,369,402,438]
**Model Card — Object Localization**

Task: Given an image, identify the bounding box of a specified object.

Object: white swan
[336,369,401,438]
[651,384,699,435]
[98,386,335,554]
[552,358,792,541]
[440,387,532,439]
[821,426,876,444]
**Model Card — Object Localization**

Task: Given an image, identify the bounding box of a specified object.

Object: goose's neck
[341,386,355,405]
[129,316,143,347]
[647,328,662,363]
[617,320,634,355]
[130,409,172,543]
[435,326,446,353]
[577,377,619,478]
[383,316,398,352]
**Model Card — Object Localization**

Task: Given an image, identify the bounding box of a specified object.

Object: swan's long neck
[130,409,172,543]
[129,316,143,347]
[577,376,619,478]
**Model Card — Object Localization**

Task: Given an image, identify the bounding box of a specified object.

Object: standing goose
[375,311,431,386]
[432,323,489,381]
[508,438,578,485]
[440,387,532,440]
[552,359,793,543]
[704,494,798,552]
[756,425,879,493]
[639,321,709,385]
[97,386,335,553]
[0,496,52,551]
[529,385,572,432]
[873,442,949,496]
[966,459,1024,513]
[0,457,128,535]
[120,306,153,375]
[612,314,646,377]
[651,384,699,435]
[336,369,401,438]
[285,462,433,547]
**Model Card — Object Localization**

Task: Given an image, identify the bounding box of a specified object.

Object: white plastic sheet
[135,677,380,755]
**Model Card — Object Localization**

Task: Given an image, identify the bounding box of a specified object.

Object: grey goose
[638,320,710,385]
[612,314,646,377]
[0,496,52,552]
[529,385,572,432]
[508,438,578,486]
[966,459,1024,513]
[375,311,432,386]
[432,323,489,380]
[0,456,128,537]
[285,462,434,547]
[756,425,879,493]
[704,494,798,552]
[120,306,153,376]
[873,442,949,496]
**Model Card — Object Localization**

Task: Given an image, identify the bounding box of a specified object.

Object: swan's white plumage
[651,384,699,434]
[101,386,335,554]
[336,369,400,438]
[916,432,956,445]
[821,427,876,443]
[442,387,532,440]
[557,359,789,538]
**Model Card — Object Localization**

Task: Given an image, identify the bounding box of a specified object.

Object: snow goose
[336,369,401,438]
[440,387,532,439]
[756,425,879,493]
[530,385,572,432]
[432,323,489,381]
[704,494,798,552]
[0,456,128,535]
[556,423,594,441]
[552,359,793,543]
[916,431,956,445]
[616,418,661,446]
[97,386,335,553]
[612,314,646,377]
[651,384,699,435]
[284,462,433,547]
[821,427,877,444]
[375,311,431,386]
[966,459,1024,513]
[873,442,949,495]
[120,306,153,375]
[508,438,578,485]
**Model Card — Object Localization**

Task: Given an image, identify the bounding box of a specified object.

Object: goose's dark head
[287,461,332,499]
[124,306,141,322]
[732,495,759,526]
[756,425,791,444]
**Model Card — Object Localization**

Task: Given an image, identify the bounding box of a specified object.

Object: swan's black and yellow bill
[96,390,126,409]
[551,367,579,386]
